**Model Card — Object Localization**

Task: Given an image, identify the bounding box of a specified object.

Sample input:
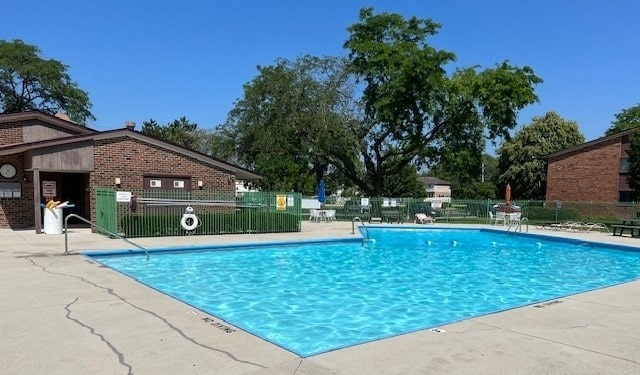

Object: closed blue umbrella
[318,180,326,204]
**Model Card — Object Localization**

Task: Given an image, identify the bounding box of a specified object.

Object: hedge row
[526,207,579,221]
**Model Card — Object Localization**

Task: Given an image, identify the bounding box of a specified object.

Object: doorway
[40,172,90,226]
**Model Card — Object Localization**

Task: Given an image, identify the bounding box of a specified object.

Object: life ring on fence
[180,206,199,231]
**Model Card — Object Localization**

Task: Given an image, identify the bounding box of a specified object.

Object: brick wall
[90,137,236,222]
[1,134,240,229]
[0,154,35,228]
[0,122,24,145]
[546,139,621,202]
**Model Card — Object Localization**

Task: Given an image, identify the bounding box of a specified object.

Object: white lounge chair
[415,213,435,224]
[584,222,608,232]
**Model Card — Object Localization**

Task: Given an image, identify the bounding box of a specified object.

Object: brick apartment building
[545,129,634,202]
[0,111,261,232]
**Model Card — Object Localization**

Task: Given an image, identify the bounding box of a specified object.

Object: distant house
[545,129,634,203]
[418,176,452,202]
[0,111,262,232]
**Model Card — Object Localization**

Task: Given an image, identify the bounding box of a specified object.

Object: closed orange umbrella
[505,183,511,207]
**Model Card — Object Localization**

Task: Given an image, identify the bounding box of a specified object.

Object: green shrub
[526,207,578,221]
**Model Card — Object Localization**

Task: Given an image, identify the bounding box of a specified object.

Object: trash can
[43,207,63,234]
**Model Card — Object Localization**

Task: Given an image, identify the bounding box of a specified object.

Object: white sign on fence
[116,191,132,202]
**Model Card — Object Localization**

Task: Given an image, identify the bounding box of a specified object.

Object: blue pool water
[87,228,640,357]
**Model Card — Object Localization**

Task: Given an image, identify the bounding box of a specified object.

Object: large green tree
[626,129,640,200]
[382,158,426,197]
[0,39,94,124]
[343,8,542,196]
[141,116,200,150]
[497,111,585,200]
[605,103,640,136]
[432,153,498,198]
[215,56,359,194]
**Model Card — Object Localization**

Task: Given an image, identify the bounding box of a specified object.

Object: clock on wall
[0,163,17,179]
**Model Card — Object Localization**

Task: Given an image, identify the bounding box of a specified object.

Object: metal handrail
[351,216,362,234]
[64,214,150,260]
[352,216,369,242]
[520,217,529,232]
[507,217,529,234]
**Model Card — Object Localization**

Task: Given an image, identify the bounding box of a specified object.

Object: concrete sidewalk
[1,222,639,374]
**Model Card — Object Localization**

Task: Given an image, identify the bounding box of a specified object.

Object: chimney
[125,121,136,130]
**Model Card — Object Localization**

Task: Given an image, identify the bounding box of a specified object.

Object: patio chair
[583,222,609,233]
[489,211,506,225]
[507,212,522,225]
[369,201,383,223]
[415,213,435,224]
[309,209,322,223]
[325,209,336,222]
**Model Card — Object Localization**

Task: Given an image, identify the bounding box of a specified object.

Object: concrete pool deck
[1,222,639,374]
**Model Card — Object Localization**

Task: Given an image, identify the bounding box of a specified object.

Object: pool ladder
[352,216,369,242]
[507,217,529,234]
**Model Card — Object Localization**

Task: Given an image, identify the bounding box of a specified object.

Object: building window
[620,157,630,173]
[0,182,21,198]
[619,190,636,203]
[144,176,191,191]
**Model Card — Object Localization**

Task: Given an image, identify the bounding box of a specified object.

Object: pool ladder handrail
[351,216,369,242]
[64,213,150,260]
[507,217,529,234]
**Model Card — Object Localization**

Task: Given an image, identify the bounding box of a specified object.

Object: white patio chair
[309,209,322,223]
[325,209,336,222]
[508,212,521,225]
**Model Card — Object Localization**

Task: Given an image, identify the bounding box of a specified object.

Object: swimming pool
[86,228,640,357]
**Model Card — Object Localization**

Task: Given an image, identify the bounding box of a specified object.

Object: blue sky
[3,1,639,146]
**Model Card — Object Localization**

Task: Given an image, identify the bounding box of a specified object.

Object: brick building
[545,129,633,202]
[0,111,261,232]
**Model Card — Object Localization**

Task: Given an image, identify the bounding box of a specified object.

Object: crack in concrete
[293,358,304,374]
[65,297,133,374]
[26,257,266,369]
